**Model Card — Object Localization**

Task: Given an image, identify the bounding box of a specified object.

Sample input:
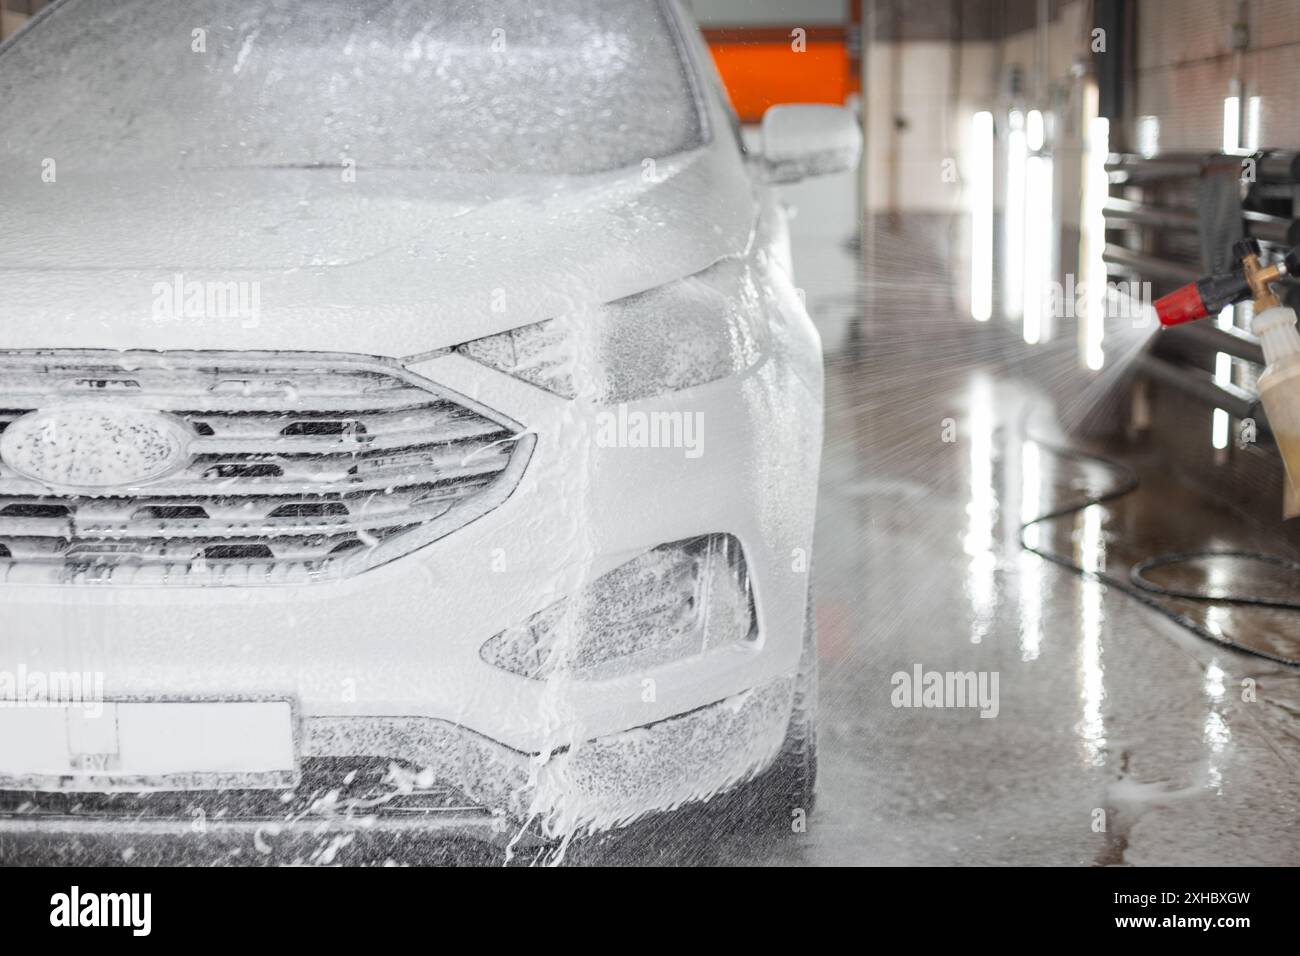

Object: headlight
[480,534,755,681]
[455,259,770,402]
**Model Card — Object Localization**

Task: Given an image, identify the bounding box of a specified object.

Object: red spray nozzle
[1154,271,1251,326]
[1155,240,1300,327]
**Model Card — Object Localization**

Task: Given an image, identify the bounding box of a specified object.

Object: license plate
[0,700,297,791]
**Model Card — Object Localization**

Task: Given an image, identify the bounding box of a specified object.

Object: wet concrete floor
[788,223,1299,866]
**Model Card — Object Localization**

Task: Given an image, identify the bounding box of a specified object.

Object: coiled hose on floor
[1019,429,1300,669]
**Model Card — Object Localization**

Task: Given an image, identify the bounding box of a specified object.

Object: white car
[0,0,859,847]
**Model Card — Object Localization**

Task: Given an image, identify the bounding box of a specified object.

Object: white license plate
[0,700,297,790]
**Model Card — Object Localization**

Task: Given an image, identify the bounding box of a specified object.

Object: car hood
[0,144,754,357]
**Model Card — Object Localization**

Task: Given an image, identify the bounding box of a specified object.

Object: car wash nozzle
[1155,238,1300,516]
[1153,238,1300,327]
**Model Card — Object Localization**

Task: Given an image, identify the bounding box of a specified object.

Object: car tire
[737,585,818,828]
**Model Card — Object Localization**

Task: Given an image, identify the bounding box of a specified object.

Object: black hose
[1018,429,1300,669]
[1130,551,1300,611]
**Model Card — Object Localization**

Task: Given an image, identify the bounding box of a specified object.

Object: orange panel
[708,40,853,123]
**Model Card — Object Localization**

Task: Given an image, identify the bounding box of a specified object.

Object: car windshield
[0,0,704,175]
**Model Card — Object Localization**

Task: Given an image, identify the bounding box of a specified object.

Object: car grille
[0,351,532,585]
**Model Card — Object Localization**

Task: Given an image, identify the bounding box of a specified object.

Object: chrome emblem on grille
[0,405,192,490]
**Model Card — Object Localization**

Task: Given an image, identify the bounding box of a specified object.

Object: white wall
[861,40,999,215]
[1134,0,1300,152]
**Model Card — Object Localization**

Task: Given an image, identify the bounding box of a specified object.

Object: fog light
[480,535,754,681]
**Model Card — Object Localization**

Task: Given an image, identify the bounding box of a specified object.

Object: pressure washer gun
[1154,238,1298,328]
[1155,238,1300,515]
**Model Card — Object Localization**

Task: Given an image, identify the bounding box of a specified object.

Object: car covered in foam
[0,0,859,851]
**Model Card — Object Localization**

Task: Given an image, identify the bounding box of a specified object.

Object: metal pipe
[1137,354,1263,422]
[1243,210,1298,244]
[1103,244,1200,283]
[1258,151,1300,184]
[1103,198,1296,243]
[1106,150,1300,185]
[1106,156,1202,182]
[1165,318,1265,365]
[1103,197,1197,229]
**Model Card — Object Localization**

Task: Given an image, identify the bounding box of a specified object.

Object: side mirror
[759,104,862,184]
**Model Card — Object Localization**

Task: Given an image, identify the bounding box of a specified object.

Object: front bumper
[0,338,822,836]
[1,677,793,844]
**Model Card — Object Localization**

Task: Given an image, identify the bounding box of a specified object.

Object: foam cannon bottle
[1154,238,1300,514]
